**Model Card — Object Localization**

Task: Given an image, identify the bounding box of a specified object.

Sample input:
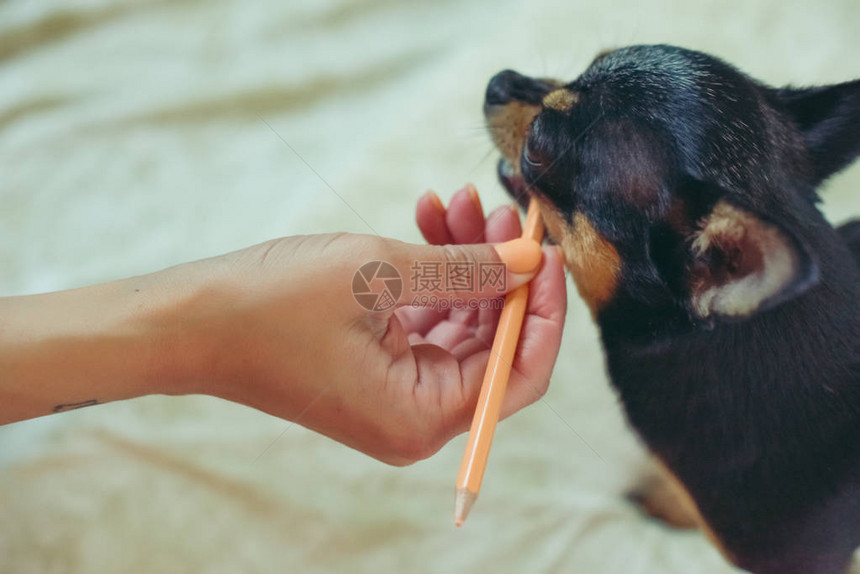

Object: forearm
[0,272,205,424]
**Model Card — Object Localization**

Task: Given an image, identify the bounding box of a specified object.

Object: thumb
[390,238,543,309]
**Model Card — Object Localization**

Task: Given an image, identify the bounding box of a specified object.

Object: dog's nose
[485,70,557,108]
[485,69,530,106]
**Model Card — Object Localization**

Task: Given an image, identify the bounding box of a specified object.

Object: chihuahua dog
[484,45,860,574]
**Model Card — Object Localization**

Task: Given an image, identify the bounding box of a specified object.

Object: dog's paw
[628,472,701,530]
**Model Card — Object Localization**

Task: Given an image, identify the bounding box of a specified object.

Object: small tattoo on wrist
[53,399,99,413]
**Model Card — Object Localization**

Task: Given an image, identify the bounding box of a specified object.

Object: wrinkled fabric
[1,1,858,572]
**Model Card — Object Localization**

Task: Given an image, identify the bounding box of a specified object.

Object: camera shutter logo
[352,261,403,311]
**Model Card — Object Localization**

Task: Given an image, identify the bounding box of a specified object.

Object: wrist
[0,277,178,422]
[133,249,296,402]
[123,262,238,399]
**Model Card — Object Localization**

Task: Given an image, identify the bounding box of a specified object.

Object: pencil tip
[454,488,478,526]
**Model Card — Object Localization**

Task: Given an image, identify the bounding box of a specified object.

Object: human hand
[0,186,567,466]
[175,185,567,465]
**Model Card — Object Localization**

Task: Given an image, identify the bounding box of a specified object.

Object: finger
[450,336,492,362]
[416,190,453,245]
[392,239,543,308]
[448,305,478,327]
[477,205,520,332]
[475,301,503,344]
[395,300,478,337]
[396,304,446,337]
[407,332,427,346]
[484,204,523,243]
[521,245,568,323]
[424,320,475,351]
[500,245,567,418]
[445,184,485,244]
[409,190,453,335]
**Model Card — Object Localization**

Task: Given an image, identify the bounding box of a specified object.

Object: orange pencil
[454,197,545,526]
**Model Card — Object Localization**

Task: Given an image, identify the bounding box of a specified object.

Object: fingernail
[464,183,483,214]
[425,190,445,214]
[494,238,542,274]
[507,271,537,290]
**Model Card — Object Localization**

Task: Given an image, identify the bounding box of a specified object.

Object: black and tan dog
[484,45,860,574]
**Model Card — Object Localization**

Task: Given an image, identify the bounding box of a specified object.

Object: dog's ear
[776,80,860,185]
[683,198,819,321]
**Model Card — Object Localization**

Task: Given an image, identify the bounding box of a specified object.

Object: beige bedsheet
[1,0,858,572]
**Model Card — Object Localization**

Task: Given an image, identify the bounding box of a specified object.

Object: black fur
[839,219,860,265]
[485,45,860,574]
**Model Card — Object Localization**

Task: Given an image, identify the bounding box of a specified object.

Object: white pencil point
[454,488,478,526]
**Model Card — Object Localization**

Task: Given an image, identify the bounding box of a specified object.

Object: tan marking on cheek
[486,102,540,169]
[536,200,622,312]
[653,460,739,567]
[542,89,578,112]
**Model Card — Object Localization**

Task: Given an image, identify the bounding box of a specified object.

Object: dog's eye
[523,140,542,168]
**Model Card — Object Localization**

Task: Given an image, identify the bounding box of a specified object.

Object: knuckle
[442,244,478,265]
[317,232,353,254]
[353,234,390,260]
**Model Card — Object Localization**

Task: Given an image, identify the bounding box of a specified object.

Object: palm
[389,187,566,424]
[396,189,518,356]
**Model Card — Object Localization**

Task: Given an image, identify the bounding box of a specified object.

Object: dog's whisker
[462,145,499,180]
